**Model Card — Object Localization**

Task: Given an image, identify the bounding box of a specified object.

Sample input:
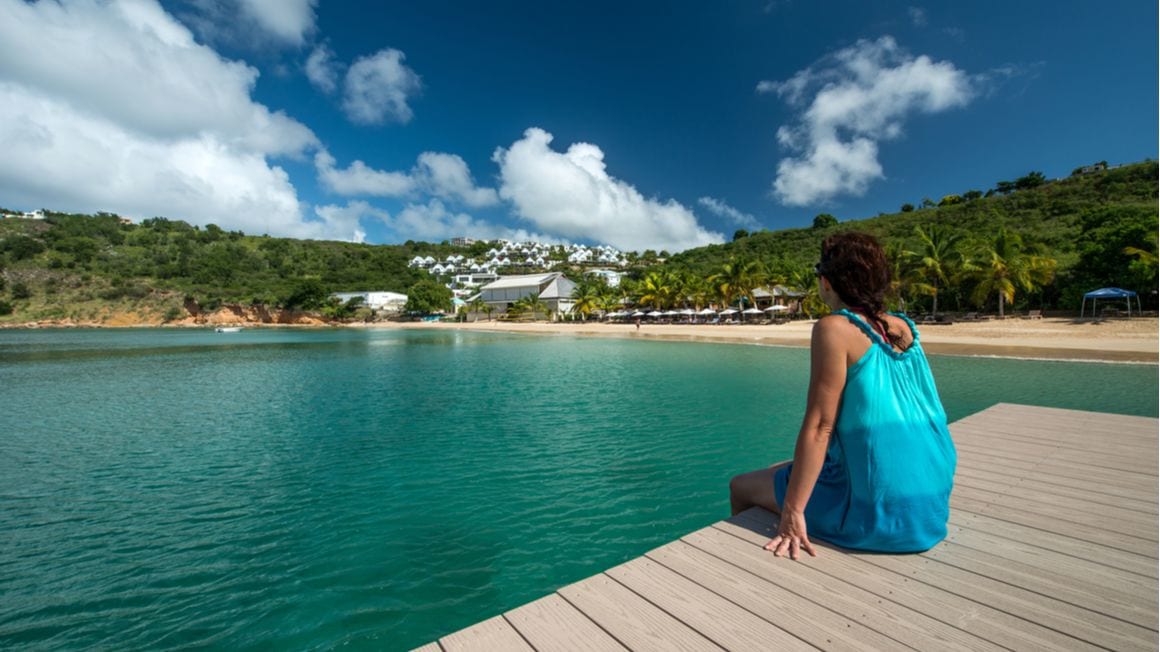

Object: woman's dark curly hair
[817,232,902,346]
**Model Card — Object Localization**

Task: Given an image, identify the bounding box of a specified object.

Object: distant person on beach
[728,232,956,559]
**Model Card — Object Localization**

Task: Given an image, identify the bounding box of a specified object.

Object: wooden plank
[945,524,1159,599]
[411,644,441,652]
[949,511,1159,578]
[954,424,1158,451]
[960,405,1160,435]
[953,481,1159,531]
[953,430,1158,474]
[556,571,720,651]
[953,446,1155,491]
[505,593,627,651]
[954,412,1158,439]
[968,403,1159,430]
[644,540,903,651]
[439,615,533,652]
[953,434,1157,473]
[718,511,1097,650]
[605,555,813,650]
[951,492,1159,554]
[685,527,1005,651]
[952,434,1156,473]
[953,460,1158,505]
[954,464,1158,510]
[926,540,1157,628]
[853,552,1157,651]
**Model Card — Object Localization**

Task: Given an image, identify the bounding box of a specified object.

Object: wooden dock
[418,403,1159,651]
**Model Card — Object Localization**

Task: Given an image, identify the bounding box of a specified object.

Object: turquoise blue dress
[774,310,956,553]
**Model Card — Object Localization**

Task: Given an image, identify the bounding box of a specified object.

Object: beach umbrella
[765,305,789,312]
[743,308,763,314]
[698,308,717,315]
[720,308,738,315]
[648,311,664,317]
[663,310,679,316]
[631,311,645,317]
[679,309,695,315]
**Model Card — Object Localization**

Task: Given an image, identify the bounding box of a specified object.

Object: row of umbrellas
[607,306,790,318]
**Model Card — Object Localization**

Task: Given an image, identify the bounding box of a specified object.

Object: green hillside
[667,161,1158,313]
[0,161,1155,324]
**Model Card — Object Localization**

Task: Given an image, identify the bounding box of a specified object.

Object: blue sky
[0,1,1155,252]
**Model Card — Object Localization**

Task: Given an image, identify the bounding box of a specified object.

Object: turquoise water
[1,328,1155,650]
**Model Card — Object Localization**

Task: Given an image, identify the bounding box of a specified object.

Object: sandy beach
[368,317,1160,363]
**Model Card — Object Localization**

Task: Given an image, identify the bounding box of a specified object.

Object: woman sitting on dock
[729,232,957,559]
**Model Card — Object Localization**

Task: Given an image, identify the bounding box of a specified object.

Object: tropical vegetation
[0,160,1155,323]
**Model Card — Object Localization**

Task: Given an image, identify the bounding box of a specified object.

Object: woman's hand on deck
[764,509,816,560]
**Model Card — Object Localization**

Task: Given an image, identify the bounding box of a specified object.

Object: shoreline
[4,316,1156,364]
[363,318,1160,364]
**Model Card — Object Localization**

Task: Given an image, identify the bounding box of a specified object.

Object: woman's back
[777,310,957,552]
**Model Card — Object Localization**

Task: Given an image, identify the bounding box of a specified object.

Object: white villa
[407,239,626,278]
[331,291,408,313]
[477,272,576,317]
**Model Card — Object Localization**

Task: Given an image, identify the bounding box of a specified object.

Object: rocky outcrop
[185,303,326,326]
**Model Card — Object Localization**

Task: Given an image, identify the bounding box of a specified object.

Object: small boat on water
[214,327,243,333]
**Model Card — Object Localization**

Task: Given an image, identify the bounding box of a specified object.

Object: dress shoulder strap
[832,309,921,355]
[832,308,885,345]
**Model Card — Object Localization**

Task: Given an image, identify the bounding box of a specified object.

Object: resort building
[478,272,576,317]
[330,291,408,313]
[587,269,623,287]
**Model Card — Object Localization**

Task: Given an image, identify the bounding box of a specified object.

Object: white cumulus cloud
[759,36,974,206]
[315,150,415,197]
[319,199,555,244]
[414,152,500,208]
[315,150,498,208]
[697,197,761,230]
[305,43,340,94]
[494,128,723,252]
[181,0,317,48]
[0,0,367,243]
[237,0,316,45]
[343,49,422,125]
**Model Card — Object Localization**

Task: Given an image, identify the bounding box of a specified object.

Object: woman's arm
[765,316,849,559]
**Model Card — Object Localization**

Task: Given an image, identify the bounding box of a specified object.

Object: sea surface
[1,328,1156,650]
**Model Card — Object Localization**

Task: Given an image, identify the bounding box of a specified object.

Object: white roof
[481,272,559,290]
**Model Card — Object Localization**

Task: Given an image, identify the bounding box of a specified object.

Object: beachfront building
[478,272,576,318]
[751,285,804,312]
[331,291,408,313]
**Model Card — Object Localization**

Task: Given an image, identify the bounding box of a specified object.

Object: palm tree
[912,224,965,316]
[570,275,604,321]
[883,239,918,312]
[787,266,826,318]
[709,258,762,312]
[1124,231,1158,284]
[636,271,672,310]
[509,293,549,320]
[469,295,492,321]
[971,227,1057,318]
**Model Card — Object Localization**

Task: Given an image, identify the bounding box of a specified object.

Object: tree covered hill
[0,160,1155,323]
[668,161,1157,311]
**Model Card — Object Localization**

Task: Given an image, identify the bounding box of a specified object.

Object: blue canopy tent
[1080,287,1140,318]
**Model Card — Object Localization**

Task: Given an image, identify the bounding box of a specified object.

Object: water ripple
[1,329,1155,650]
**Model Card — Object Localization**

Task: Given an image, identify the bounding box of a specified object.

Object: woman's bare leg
[729,460,792,516]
